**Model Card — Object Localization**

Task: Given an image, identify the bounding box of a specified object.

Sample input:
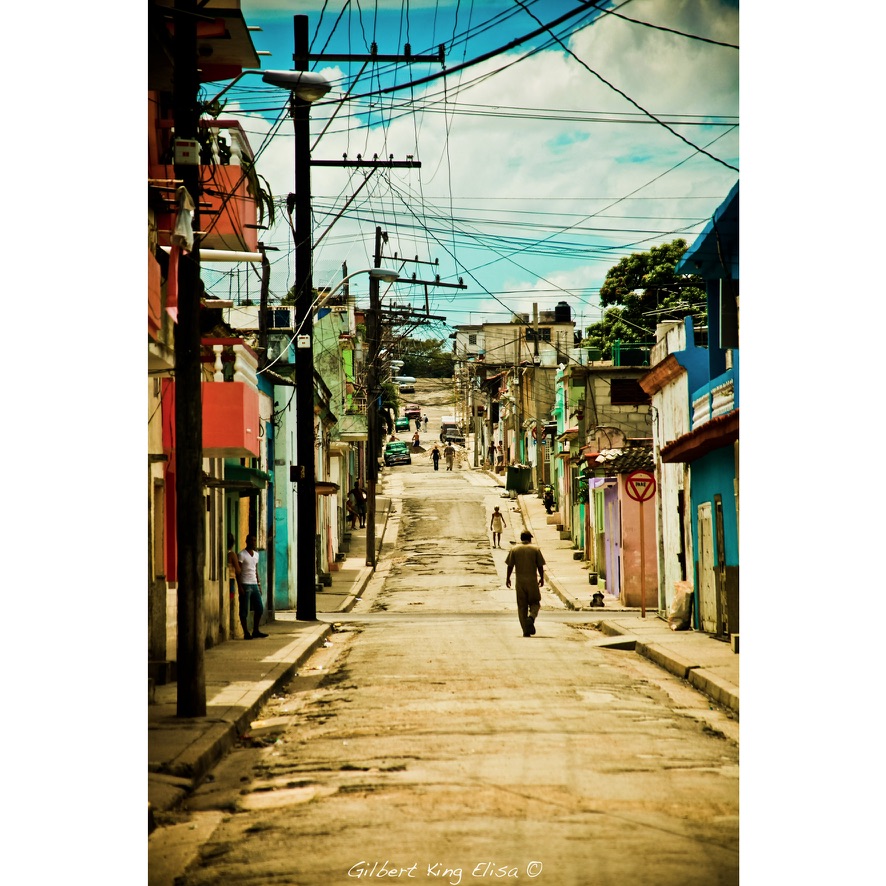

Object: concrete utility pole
[173,0,206,717]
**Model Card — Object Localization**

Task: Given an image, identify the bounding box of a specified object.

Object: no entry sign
[626,470,656,503]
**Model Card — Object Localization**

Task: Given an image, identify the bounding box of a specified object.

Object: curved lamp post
[262,34,362,620]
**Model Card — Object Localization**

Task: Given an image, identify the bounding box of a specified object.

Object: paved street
[164,451,738,886]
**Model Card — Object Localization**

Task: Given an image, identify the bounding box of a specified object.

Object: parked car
[394,416,411,432]
[444,433,466,447]
[384,441,412,466]
[440,417,460,442]
[404,403,421,419]
[398,383,415,394]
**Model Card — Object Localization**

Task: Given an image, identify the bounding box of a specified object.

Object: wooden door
[697,502,717,633]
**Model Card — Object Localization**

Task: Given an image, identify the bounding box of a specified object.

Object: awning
[315,481,340,496]
[218,464,271,491]
[660,410,738,463]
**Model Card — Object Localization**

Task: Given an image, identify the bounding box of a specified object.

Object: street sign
[625,469,656,619]
[625,470,656,502]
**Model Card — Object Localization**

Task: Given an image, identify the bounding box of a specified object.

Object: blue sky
[196,0,739,343]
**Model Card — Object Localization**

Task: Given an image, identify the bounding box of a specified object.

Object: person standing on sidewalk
[490,506,506,548]
[237,534,267,639]
[349,482,367,528]
[505,530,546,637]
[227,533,241,635]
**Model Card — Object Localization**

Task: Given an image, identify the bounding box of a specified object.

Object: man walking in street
[443,442,456,471]
[237,534,267,639]
[505,530,546,637]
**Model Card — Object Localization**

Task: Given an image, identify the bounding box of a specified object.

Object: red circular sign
[626,470,656,502]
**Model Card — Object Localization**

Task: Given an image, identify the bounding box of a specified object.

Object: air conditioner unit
[269,307,294,330]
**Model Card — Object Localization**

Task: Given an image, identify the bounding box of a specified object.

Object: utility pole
[365,226,384,568]
[292,14,318,621]
[257,244,275,618]
[173,0,206,717]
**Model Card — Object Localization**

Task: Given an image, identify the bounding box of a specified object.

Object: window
[468,334,477,345]
[610,379,650,406]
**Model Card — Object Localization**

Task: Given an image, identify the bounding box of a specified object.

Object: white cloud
[221,1,739,330]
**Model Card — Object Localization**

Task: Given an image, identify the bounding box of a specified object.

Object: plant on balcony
[240,156,276,229]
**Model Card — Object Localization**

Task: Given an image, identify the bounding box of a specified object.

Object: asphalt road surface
[163,391,739,886]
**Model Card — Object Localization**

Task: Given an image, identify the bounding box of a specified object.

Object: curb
[148,623,333,813]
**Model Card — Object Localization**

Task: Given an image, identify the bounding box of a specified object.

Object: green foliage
[395,338,454,378]
[240,157,276,229]
[583,240,706,359]
[378,381,399,434]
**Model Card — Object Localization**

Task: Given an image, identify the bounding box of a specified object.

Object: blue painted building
[664,182,739,640]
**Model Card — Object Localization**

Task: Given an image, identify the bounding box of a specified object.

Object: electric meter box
[174,139,201,166]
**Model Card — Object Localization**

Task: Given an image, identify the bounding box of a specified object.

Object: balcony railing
[612,339,653,367]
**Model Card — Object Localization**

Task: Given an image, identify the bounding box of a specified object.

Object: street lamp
[261,69,331,102]
[262,16,336,621]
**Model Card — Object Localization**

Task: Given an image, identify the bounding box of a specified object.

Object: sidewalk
[148,498,389,822]
[494,470,739,718]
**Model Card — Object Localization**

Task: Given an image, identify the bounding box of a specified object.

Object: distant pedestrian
[505,530,546,637]
[431,445,441,471]
[487,443,495,466]
[496,443,504,466]
[490,506,506,548]
[423,414,429,431]
[412,431,421,450]
[237,534,267,639]
[443,442,456,471]
[349,482,367,528]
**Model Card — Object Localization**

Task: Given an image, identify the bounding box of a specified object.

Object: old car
[384,441,412,466]
[394,416,411,432]
[398,383,415,394]
[404,403,421,419]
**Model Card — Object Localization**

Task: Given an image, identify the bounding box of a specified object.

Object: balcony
[149,120,259,253]
[612,339,653,367]
[161,339,261,459]
[691,370,736,430]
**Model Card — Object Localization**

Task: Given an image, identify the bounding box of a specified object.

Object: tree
[395,338,454,378]
[583,239,705,359]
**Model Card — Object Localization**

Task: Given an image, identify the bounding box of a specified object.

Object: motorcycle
[543,485,555,514]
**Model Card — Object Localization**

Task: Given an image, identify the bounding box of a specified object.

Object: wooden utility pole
[258,244,274,618]
[173,0,206,717]
[365,226,384,568]
[292,14,318,621]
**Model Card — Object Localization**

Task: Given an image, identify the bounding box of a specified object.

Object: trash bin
[506,465,532,494]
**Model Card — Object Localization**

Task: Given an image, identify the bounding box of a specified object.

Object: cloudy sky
[200,0,739,341]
